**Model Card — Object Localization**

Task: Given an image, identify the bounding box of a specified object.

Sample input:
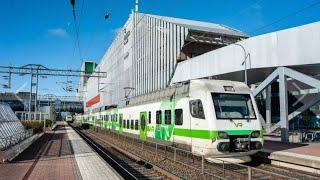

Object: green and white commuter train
[76,79,263,163]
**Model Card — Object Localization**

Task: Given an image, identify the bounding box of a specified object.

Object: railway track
[72,124,177,180]
[73,124,320,180]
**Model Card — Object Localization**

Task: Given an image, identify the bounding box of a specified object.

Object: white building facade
[80,12,246,112]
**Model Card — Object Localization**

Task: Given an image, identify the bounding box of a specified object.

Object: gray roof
[142,13,248,38]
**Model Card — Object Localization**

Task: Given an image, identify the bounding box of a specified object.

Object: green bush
[21,119,53,134]
[45,119,53,126]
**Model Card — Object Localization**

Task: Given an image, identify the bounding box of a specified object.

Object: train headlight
[251,131,260,138]
[218,131,229,139]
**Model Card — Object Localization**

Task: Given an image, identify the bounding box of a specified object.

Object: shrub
[21,120,53,134]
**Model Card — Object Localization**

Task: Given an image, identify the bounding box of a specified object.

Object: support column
[29,73,33,114]
[35,71,39,111]
[279,68,289,142]
[265,85,272,133]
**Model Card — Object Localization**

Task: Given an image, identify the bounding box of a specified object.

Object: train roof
[189,79,250,92]
[123,79,250,107]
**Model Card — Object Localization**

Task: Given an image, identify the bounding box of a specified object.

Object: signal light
[223,86,235,92]
[251,131,260,138]
[218,131,229,139]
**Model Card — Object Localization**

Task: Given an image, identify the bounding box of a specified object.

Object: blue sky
[0,0,319,96]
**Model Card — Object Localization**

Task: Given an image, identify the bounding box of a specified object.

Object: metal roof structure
[0,103,29,151]
[171,21,320,85]
[145,13,248,38]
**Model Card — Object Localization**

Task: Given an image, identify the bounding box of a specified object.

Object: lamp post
[234,43,249,85]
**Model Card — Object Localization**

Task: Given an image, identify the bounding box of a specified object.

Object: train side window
[119,114,123,128]
[131,120,134,129]
[175,109,183,125]
[123,119,126,128]
[135,120,139,130]
[156,111,162,124]
[127,120,130,129]
[148,111,151,124]
[190,100,205,119]
[165,110,171,125]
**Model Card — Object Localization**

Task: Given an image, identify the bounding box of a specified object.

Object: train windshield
[211,93,256,120]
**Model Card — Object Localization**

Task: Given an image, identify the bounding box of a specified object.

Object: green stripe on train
[173,128,256,139]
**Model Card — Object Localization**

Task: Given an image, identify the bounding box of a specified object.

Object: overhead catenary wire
[224,0,264,25]
[70,0,84,69]
[249,0,320,34]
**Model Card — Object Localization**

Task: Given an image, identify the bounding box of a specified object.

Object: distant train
[65,115,73,122]
[76,80,263,163]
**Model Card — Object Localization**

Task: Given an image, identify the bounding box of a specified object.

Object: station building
[78,11,320,142]
[79,12,247,112]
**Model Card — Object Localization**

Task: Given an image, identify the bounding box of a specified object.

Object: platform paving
[0,122,121,180]
[262,140,320,173]
[263,140,320,157]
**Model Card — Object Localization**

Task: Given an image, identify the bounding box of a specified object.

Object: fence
[92,126,294,180]
[0,103,33,151]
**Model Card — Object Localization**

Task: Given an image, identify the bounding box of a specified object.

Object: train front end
[192,80,263,163]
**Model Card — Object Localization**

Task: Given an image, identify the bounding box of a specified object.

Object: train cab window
[148,111,151,124]
[127,120,130,129]
[131,120,134,129]
[211,93,256,119]
[156,111,162,124]
[190,100,205,119]
[165,110,171,125]
[175,109,183,125]
[135,120,139,130]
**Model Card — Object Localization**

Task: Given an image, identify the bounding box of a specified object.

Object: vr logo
[234,122,243,128]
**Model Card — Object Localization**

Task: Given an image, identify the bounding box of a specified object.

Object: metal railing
[90,126,294,180]
[0,129,33,151]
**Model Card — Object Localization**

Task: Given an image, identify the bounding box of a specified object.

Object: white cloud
[47,28,69,38]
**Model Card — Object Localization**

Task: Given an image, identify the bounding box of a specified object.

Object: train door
[140,111,147,140]
[189,99,207,153]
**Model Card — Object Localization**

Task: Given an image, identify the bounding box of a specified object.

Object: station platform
[261,140,320,174]
[0,122,121,180]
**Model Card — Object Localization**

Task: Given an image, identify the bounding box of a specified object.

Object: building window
[175,109,183,125]
[190,99,205,119]
[165,110,171,125]
[156,111,162,124]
